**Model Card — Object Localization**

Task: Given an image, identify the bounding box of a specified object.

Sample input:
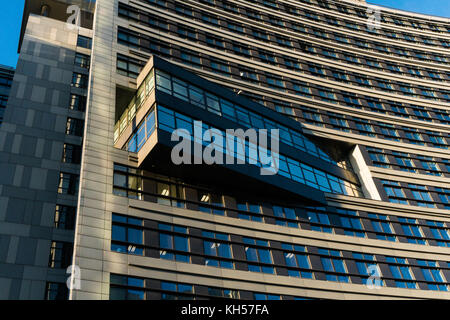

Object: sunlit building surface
[0,0,450,299]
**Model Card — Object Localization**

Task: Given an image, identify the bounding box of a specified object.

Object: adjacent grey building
[1,0,450,300]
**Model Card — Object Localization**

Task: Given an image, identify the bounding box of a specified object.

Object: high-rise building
[0,65,15,126]
[0,0,449,300]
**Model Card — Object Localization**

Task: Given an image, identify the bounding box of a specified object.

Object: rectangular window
[427,220,450,247]
[336,209,365,237]
[54,205,76,230]
[201,14,219,25]
[57,172,79,195]
[243,237,274,274]
[272,206,298,228]
[206,35,224,49]
[398,217,426,244]
[74,53,90,69]
[69,94,86,112]
[71,73,88,88]
[367,147,389,168]
[368,213,396,241]
[408,184,435,208]
[393,152,415,172]
[48,241,73,269]
[237,201,262,222]
[117,54,144,79]
[77,35,92,49]
[227,22,244,33]
[435,188,450,209]
[307,209,332,233]
[266,77,285,91]
[282,244,313,278]
[118,28,139,48]
[180,51,201,69]
[328,113,350,132]
[45,282,69,300]
[110,274,145,300]
[252,29,269,41]
[353,253,383,286]
[417,260,447,291]
[378,123,400,141]
[198,192,224,215]
[159,223,189,263]
[202,231,233,269]
[354,118,375,137]
[177,27,197,40]
[403,128,424,146]
[381,180,408,204]
[160,281,194,300]
[62,143,82,164]
[259,51,276,64]
[386,257,416,289]
[111,214,144,255]
[210,60,230,76]
[66,118,84,136]
[175,4,193,17]
[318,249,349,283]
[292,82,311,97]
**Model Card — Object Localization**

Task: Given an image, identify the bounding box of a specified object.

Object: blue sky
[0,0,448,68]
[0,1,25,68]
[368,0,450,17]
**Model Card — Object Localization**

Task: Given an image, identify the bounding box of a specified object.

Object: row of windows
[303,43,449,82]
[154,69,340,166]
[367,147,450,176]
[118,7,450,97]
[113,165,450,247]
[292,109,448,150]
[144,0,450,36]
[250,0,450,34]
[116,27,450,128]
[121,2,450,67]
[380,180,450,210]
[261,59,450,102]
[153,105,362,196]
[110,274,307,300]
[239,0,450,48]
[110,214,450,291]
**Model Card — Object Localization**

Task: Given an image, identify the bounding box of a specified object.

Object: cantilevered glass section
[115,67,344,169]
[114,56,363,200]
[154,70,341,167]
